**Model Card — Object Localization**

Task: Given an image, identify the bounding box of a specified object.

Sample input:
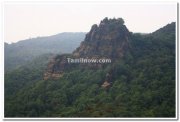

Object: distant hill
[5,32,86,71]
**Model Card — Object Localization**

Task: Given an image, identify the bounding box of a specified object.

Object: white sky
[4,2,177,43]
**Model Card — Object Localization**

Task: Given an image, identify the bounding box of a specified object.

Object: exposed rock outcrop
[101,73,112,88]
[44,17,131,80]
[43,55,69,80]
[73,17,131,58]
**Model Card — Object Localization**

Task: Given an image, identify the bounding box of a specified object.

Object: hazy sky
[4,2,177,43]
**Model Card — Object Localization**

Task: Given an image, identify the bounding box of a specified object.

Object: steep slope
[44,18,132,80]
[73,18,131,58]
[5,32,85,71]
[5,18,175,117]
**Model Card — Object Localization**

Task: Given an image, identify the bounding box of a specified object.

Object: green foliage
[5,23,175,117]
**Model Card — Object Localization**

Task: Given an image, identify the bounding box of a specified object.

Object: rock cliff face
[43,54,71,80]
[73,17,131,58]
[44,17,131,81]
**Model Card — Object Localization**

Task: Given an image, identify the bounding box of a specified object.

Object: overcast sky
[4,2,177,43]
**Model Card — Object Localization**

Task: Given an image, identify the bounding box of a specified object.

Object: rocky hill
[44,18,132,81]
[5,18,175,117]
[73,17,131,58]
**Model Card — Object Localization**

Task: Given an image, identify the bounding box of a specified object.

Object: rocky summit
[44,17,132,80]
[73,17,131,58]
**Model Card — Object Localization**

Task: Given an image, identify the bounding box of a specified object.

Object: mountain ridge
[5,18,175,117]
[5,32,86,71]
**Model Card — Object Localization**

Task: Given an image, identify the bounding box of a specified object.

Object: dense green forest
[5,21,175,117]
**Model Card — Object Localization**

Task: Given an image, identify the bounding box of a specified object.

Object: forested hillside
[5,18,175,117]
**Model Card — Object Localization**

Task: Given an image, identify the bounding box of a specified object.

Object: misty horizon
[5,32,87,44]
[4,20,175,44]
[4,2,177,43]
